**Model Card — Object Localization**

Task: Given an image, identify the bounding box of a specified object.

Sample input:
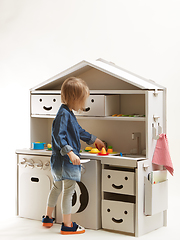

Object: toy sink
[32,142,46,150]
[121,154,146,159]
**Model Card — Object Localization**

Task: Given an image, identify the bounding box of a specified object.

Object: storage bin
[75,95,119,116]
[144,177,168,216]
[102,169,135,196]
[102,199,135,233]
[31,94,61,115]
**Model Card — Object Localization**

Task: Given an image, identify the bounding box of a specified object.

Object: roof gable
[31,59,164,91]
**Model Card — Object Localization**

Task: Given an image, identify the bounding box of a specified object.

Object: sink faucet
[132,132,141,155]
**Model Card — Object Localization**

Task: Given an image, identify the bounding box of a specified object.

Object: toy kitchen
[16,58,169,237]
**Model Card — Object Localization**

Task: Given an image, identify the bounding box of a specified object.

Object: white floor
[0,216,176,240]
[0,193,179,240]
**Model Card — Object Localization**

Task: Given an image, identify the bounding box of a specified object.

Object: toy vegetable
[107,146,113,153]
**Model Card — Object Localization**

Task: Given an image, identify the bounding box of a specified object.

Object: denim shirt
[50,104,96,182]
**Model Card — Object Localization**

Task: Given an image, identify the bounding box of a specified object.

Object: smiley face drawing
[75,95,102,116]
[102,200,134,233]
[39,98,54,111]
[31,94,61,115]
[75,95,119,117]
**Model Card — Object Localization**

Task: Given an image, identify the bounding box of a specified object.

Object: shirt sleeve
[54,112,73,156]
[77,123,97,145]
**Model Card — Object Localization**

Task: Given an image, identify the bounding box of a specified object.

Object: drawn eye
[39,99,42,102]
[53,99,56,102]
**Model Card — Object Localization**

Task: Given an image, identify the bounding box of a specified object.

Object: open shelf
[77,116,145,121]
[31,114,145,121]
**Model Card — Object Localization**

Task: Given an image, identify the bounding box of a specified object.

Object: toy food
[84,146,93,152]
[107,146,113,153]
[89,148,100,154]
[47,144,52,149]
[98,147,109,156]
[101,147,107,154]
[47,143,52,150]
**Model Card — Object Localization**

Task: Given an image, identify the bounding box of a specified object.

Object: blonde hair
[61,77,89,110]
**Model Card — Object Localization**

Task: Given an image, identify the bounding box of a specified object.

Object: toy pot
[32,142,46,150]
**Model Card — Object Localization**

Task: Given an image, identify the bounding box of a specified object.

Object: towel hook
[153,115,160,122]
[152,123,162,140]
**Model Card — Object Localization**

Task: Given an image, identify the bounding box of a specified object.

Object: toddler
[42,77,104,234]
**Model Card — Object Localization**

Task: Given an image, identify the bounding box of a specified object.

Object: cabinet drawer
[102,169,135,195]
[31,94,61,115]
[102,200,134,233]
[74,95,119,116]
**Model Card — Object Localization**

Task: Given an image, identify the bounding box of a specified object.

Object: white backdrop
[0,0,179,218]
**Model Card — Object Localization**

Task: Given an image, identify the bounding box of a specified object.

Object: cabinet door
[19,172,51,220]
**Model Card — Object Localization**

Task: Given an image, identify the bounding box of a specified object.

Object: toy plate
[98,152,109,156]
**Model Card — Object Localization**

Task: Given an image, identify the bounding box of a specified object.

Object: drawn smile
[83,107,90,112]
[112,218,123,223]
[43,106,52,111]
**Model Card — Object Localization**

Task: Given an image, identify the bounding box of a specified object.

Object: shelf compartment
[103,192,135,204]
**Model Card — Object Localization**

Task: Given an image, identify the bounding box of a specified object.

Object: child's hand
[95,138,105,151]
[67,151,81,165]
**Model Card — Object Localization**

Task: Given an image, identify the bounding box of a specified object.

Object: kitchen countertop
[16,148,147,168]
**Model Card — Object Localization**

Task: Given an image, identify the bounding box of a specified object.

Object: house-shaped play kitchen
[16,58,168,237]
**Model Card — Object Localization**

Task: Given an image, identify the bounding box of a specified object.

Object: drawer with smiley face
[102,169,135,196]
[102,199,135,233]
[31,94,61,115]
[74,95,119,116]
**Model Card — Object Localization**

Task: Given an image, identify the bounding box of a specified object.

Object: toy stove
[16,152,54,220]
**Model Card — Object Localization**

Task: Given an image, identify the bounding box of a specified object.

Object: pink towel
[152,133,174,176]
